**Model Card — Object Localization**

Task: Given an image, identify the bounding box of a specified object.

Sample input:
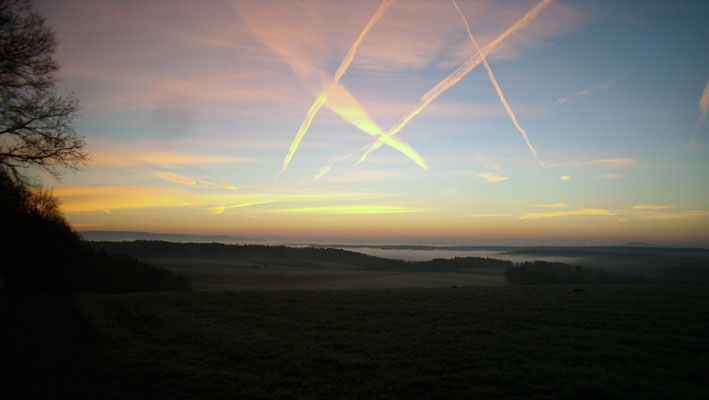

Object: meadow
[5,285,708,399]
[4,242,708,399]
[150,257,506,290]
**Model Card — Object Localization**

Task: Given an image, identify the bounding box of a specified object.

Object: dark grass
[4,285,709,399]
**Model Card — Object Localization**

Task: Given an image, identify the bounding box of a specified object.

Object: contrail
[451,0,542,165]
[281,0,396,172]
[281,93,327,172]
[324,82,428,169]
[356,0,553,166]
[334,0,395,82]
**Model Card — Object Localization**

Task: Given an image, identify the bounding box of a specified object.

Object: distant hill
[625,241,658,247]
[79,231,246,243]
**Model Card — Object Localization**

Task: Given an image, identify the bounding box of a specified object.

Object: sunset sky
[34,0,709,245]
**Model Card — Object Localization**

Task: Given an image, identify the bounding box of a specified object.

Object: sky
[33,0,709,245]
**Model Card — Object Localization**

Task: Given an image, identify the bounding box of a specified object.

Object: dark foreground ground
[2,285,708,399]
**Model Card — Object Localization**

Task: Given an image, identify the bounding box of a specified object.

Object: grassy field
[150,257,506,290]
[6,285,703,399]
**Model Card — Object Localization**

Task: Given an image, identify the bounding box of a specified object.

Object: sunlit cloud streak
[210,201,275,214]
[90,150,253,166]
[560,175,571,181]
[153,171,196,185]
[554,80,614,106]
[536,203,569,208]
[56,185,192,211]
[357,0,553,166]
[548,158,635,168]
[466,206,707,221]
[55,185,384,213]
[631,210,708,220]
[690,76,709,148]
[281,0,415,172]
[518,208,615,219]
[632,204,676,210]
[452,0,542,166]
[273,205,420,215]
[201,179,238,190]
[477,172,509,183]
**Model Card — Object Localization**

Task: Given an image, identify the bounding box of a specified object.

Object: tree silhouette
[0,168,84,292]
[0,0,86,183]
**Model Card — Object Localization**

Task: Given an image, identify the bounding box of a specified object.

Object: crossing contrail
[451,0,543,165]
[356,0,553,166]
[281,0,397,173]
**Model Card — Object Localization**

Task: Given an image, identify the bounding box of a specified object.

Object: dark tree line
[0,169,191,293]
[505,261,647,285]
[88,240,514,273]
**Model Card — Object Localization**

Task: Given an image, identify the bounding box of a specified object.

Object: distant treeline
[86,240,709,285]
[87,240,513,273]
[505,261,646,285]
[505,249,709,283]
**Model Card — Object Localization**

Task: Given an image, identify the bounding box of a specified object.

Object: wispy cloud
[54,185,383,213]
[560,175,571,181]
[548,158,635,169]
[477,172,509,183]
[536,203,569,208]
[313,165,332,180]
[273,205,421,215]
[201,179,238,190]
[474,152,502,173]
[463,204,708,221]
[153,171,196,185]
[554,79,614,106]
[91,150,252,167]
[209,201,275,214]
[519,208,615,219]
[632,204,676,210]
[632,210,708,220]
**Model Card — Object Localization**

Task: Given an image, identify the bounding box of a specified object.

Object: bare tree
[0,0,86,182]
